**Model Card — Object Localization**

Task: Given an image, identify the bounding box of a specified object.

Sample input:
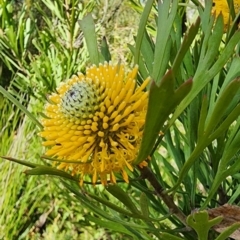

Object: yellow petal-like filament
[83,130,91,135]
[110,171,116,184]
[91,123,98,132]
[111,123,120,132]
[122,170,129,183]
[103,123,108,129]
[42,141,56,146]
[107,105,115,115]
[117,101,127,112]
[119,114,135,127]
[98,131,104,137]
[93,169,97,184]
[110,110,118,120]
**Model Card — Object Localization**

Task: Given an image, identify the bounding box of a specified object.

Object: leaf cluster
[2,0,240,239]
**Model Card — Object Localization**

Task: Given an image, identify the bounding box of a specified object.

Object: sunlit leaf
[135,71,192,164]
[79,14,99,65]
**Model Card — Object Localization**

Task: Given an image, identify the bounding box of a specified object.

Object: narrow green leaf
[106,185,140,215]
[139,30,154,73]
[135,72,192,164]
[161,233,185,240]
[134,0,155,65]
[62,181,120,221]
[201,15,224,69]
[197,96,208,140]
[129,44,149,80]
[228,183,240,204]
[205,78,240,135]
[79,14,99,65]
[199,0,213,34]
[0,156,40,168]
[215,223,240,240]
[210,103,240,141]
[140,193,149,218]
[172,17,200,74]
[174,78,193,104]
[152,0,178,81]
[216,58,240,112]
[87,192,135,217]
[122,225,153,240]
[86,215,135,237]
[41,155,92,164]
[0,86,43,129]
[207,74,221,118]
[100,36,111,61]
[25,166,78,182]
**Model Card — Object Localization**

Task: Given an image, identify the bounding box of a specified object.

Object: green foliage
[0,0,92,97]
[79,14,99,65]
[2,0,240,239]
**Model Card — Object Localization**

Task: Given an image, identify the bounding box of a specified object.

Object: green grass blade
[0,86,42,129]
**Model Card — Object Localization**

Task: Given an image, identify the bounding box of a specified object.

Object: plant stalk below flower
[139,165,188,227]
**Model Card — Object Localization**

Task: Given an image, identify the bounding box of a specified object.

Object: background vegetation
[1,0,240,239]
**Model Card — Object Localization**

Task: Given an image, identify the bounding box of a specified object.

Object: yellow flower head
[212,0,240,30]
[39,62,150,185]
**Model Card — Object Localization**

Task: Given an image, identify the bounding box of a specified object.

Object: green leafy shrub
[1,0,240,239]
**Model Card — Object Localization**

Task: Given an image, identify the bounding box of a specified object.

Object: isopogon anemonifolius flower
[39,62,150,185]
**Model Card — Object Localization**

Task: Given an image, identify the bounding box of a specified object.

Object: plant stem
[139,165,188,227]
